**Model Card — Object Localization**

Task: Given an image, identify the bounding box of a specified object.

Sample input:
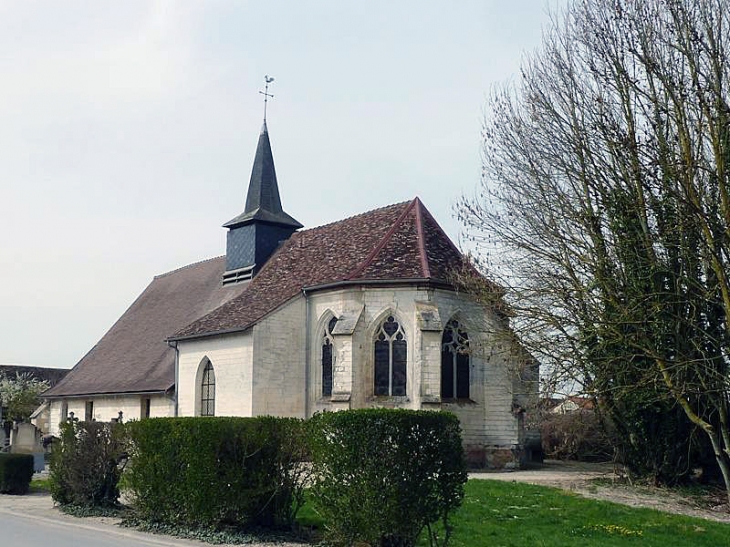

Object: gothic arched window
[374,316,407,396]
[322,316,337,397]
[441,319,469,399]
[200,359,216,416]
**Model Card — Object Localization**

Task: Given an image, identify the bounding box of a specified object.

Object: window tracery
[374,316,407,396]
[441,319,469,399]
[322,316,337,397]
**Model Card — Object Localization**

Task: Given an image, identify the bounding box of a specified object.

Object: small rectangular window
[84,401,94,422]
[141,398,151,419]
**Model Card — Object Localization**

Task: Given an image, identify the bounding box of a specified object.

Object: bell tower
[222,78,302,285]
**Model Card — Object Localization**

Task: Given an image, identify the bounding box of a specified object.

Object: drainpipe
[302,288,311,419]
[167,340,179,417]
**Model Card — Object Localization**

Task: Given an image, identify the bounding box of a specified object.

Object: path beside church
[2,460,728,545]
[0,490,304,547]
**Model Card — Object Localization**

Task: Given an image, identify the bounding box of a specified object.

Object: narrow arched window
[441,319,469,399]
[374,316,407,396]
[200,360,216,416]
[322,316,337,397]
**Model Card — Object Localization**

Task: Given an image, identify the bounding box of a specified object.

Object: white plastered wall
[46,395,173,436]
[251,297,307,417]
[177,331,253,417]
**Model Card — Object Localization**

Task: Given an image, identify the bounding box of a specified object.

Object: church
[43,119,537,468]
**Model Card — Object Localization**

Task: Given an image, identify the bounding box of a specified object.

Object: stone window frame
[321,315,338,398]
[440,318,470,400]
[373,314,408,397]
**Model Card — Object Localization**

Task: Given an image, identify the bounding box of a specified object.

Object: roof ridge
[154,255,224,279]
[346,198,419,280]
[413,197,431,278]
[419,203,463,259]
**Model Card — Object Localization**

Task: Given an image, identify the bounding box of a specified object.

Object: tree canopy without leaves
[458,0,730,500]
[0,372,49,423]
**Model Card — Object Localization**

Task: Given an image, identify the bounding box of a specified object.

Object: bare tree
[458,0,730,501]
[0,372,49,423]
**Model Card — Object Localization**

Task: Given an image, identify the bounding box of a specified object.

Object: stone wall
[177,331,253,417]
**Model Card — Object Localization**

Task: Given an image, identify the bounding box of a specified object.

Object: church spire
[223,79,302,230]
[222,78,302,284]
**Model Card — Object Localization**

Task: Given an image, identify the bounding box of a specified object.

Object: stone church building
[44,122,537,467]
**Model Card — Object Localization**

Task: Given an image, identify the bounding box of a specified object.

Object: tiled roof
[44,257,249,398]
[173,198,473,340]
[44,198,477,397]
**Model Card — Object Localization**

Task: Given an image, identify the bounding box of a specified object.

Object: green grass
[296,480,729,547]
[29,477,51,494]
[440,480,729,547]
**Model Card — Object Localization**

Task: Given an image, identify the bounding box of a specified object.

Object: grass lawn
[440,480,729,547]
[297,479,729,547]
[29,477,51,494]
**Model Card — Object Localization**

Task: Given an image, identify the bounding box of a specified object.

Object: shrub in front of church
[0,453,34,495]
[49,420,128,507]
[308,409,467,547]
[125,416,308,530]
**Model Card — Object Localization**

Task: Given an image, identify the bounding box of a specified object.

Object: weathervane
[259,75,274,122]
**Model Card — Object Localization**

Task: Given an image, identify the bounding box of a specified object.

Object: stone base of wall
[465,445,524,470]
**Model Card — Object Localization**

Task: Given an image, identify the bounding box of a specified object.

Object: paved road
[0,509,203,547]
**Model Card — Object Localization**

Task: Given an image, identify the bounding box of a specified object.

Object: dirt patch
[470,459,730,523]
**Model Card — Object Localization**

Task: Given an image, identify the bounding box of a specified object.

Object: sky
[0,1,564,369]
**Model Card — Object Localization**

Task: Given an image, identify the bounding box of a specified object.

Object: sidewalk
[0,490,305,546]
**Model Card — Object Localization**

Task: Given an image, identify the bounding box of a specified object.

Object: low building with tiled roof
[44,120,537,468]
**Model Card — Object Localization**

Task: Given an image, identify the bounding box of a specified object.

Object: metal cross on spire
[259,75,274,122]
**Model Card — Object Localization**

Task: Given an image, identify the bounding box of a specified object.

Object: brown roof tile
[46,198,479,397]
[174,198,471,340]
[44,257,248,398]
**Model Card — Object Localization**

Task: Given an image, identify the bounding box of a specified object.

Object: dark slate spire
[223,122,302,230]
[222,121,302,284]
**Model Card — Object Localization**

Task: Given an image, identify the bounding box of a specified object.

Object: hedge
[308,409,467,547]
[125,416,308,530]
[49,420,127,507]
[0,453,34,495]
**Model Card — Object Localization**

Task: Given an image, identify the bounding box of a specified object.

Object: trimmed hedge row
[49,420,127,507]
[0,453,34,495]
[125,416,308,529]
[309,409,467,547]
[48,410,466,546]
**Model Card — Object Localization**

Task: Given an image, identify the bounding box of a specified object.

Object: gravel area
[471,459,730,523]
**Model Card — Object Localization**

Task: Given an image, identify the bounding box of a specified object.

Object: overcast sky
[1,1,563,369]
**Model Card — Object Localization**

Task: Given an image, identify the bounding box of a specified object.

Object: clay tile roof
[44,257,249,398]
[173,198,473,340]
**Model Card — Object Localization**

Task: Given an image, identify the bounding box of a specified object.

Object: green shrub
[308,409,467,547]
[125,416,308,530]
[49,420,127,507]
[0,453,34,495]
